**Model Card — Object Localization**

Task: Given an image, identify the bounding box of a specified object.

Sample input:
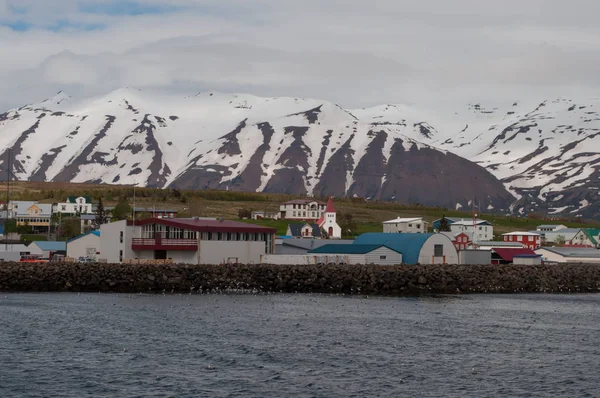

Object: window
[434,244,444,257]
[478,226,482,230]
[293,211,296,217]
[61,205,66,211]
[380,255,387,260]
[120,231,124,243]
[119,250,123,262]
[408,224,413,228]
[416,224,421,229]
[517,235,522,241]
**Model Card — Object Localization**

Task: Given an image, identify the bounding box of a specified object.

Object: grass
[1,181,598,237]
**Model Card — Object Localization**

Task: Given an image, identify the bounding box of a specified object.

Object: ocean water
[0,292,599,397]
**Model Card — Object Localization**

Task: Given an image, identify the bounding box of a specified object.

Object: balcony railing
[132,238,198,251]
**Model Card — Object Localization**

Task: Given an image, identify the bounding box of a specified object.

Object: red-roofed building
[491,247,539,265]
[100,218,276,265]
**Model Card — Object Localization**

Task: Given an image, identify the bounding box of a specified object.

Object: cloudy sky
[1,0,599,110]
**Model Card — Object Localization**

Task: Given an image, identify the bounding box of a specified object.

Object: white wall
[513,256,542,265]
[199,240,265,264]
[261,254,318,265]
[419,235,459,264]
[67,234,101,260]
[364,247,403,265]
[100,220,135,263]
[383,221,427,234]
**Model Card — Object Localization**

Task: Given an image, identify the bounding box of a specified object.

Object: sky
[1,0,600,111]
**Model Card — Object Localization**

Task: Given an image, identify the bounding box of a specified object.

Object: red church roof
[325,197,336,213]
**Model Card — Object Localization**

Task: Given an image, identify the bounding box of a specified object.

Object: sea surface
[1,292,599,398]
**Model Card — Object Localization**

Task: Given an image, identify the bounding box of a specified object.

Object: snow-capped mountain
[4,88,600,217]
[0,88,513,211]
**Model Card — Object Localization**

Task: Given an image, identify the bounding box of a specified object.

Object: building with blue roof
[353,233,458,265]
[66,230,101,261]
[28,241,67,259]
[308,243,403,265]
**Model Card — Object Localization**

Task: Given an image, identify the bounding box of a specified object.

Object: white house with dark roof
[287,223,322,239]
[53,196,93,215]
[536,224,568,232]
[383,217,428,233]
[447,219,493,241]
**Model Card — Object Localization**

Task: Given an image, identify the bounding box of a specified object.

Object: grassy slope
[1,181,597,237]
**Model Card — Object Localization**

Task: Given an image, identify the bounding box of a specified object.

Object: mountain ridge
[2,89,599,217]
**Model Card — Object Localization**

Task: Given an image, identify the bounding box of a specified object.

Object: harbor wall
[1,262,600,295]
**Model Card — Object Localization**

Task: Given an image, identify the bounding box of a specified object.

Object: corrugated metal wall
[364,247,403,265]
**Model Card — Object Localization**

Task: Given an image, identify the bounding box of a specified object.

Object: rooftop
[309,244,400,255]
[283,199,326,205]
[473,241,525,247]
[383,217,424,224]
[32,241,66,252]
[493,248,537,262]
[538,247,600,258]
[67,230,100,243]
[354,233,437,265]
[502,231,541,236]
[132,218,276,234]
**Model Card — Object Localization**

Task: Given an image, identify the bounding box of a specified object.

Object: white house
[279,199,327,221]
[383,217,428,233]
[251,211,280,220]
[317,198,341,239]
[67,230,101,261]
[536,224,568,232]
[307,244,403,265]
[287,223,322,239]
[449,219,493,241]
[569,228,600,248]
[53,196,94,215]
[28,241,66,259]
[100,218,276,265]
[540,228,580,244]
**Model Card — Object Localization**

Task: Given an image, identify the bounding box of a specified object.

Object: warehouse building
[100,218,276,265]
[308,244,403,265]
[353,233,458,265]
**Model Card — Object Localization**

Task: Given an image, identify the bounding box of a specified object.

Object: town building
[536,224,568,232]
[513,254,542,265]
[383,217,428,233]
[100,218,276,265]
[440,232,472,252]
[491,248,538,265]
[502,232,541,250]
[67,230,101,261]
[536,247,600,264]
[569,228,600,248]
[539,228,580,244]
[307,244,403,265]
[251,211,281,220]
[80,214,96,234]
[0,244,31,261]
[434,217,493,241]
[53,196,93,215]
[279,199,326,221]
[317,198,341,238]
[353,233,458,265]
[287,223,322,239]
[275,238,354,255]
[28,241,66,259]
[11,201,53,233]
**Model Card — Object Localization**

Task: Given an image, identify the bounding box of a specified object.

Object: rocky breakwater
[1,262,600,295]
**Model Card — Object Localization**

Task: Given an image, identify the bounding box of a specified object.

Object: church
[317,198,342,239]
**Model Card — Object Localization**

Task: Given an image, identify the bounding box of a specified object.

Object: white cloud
[1,0,600,111]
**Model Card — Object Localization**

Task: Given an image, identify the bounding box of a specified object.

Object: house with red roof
[100,217,276,265]
[317,198,341,239]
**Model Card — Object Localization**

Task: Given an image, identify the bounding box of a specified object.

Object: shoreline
[2,262,600,296]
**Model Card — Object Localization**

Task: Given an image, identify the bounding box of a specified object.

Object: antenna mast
[5,148,9,251]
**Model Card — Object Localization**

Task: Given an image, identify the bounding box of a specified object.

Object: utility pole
[5,148,10,251]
